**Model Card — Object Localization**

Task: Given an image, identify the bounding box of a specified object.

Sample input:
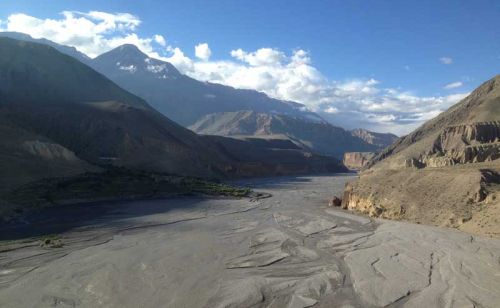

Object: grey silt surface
[0,174,499,307]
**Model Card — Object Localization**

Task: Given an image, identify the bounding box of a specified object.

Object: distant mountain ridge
[350,128,398,150]
[189,110,387,158]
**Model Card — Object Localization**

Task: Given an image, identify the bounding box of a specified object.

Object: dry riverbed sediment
[0,175,499,307]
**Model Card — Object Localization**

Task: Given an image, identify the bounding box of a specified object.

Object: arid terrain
[1,175,499,307]
[343,75,500,238]
[0,3,498,308]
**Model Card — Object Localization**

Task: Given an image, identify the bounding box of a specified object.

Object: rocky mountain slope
[0,38,344,200]
[350,128,398,149]
[190,110,381,158]
[342,75,500,237]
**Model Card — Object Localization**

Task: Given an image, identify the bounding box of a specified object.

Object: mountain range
[0,37,345,197]
[0,33,321,125]
[0,32,395,158]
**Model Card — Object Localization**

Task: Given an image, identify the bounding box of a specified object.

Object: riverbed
[1,174,499,307]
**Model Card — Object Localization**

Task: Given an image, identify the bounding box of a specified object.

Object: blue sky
[0,0,499,133]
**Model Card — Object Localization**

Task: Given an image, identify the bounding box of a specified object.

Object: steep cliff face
[439,121,500,146]
[343,152,375,170]
[431,122,499,161]
[342,75,500,238]
[399,122,500,168]
[341,167,499,229]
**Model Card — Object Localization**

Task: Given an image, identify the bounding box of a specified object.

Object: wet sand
[1,174,499,307]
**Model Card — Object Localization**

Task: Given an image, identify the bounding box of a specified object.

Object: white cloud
[1,11,470,135]
[194,43,211,61]
[324,107,339,114]
[444,81,463,89]
[230,48,285,66]
[3,11,166,58]
[164,47,194,72]
[154,34,166,47]
[439,56,453,65]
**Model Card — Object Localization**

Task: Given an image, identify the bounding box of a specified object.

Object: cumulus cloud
[439,56,453,65]
[194,43,211,61]
[444,81,463,89]
[164,47,194,72]
[0,11,469,135]
[154,34,166,47]
[230,48,285,66]
[2,11,166,58]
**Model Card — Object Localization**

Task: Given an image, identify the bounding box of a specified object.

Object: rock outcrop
[404,121,500,168]
[328,196,342,207]
[343,152,375,169]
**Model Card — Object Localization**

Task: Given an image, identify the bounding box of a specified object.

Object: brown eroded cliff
[342,75,500,238]
[343,152,375,170]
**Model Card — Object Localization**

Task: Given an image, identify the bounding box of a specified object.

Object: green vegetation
[1,167,253,217]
